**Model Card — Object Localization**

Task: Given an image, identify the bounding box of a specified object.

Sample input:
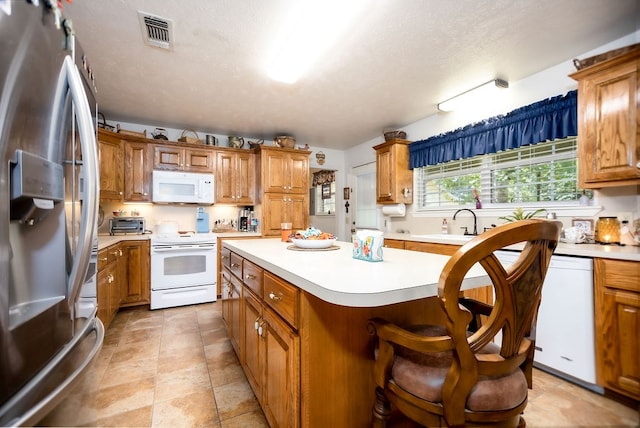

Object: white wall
[344,31,640,235]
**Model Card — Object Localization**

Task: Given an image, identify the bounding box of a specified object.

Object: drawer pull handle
[231,263,240,268]
[99,257,108,262]
[623,308,637,313]
[245,273,256,280]
[268,292,283,302]
[560,356,573,362]
[254,317,261,331]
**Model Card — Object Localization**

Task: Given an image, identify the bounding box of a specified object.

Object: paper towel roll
[382,203,406,217]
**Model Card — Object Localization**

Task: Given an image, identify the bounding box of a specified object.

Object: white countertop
[384,233,640,262]
[97,231,260,250]
[98,234,150,250]
[221,238,490,308]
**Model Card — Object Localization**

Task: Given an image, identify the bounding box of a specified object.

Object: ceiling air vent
[138,12,173,50]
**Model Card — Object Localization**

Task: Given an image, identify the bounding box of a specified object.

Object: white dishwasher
[495,251,600,391]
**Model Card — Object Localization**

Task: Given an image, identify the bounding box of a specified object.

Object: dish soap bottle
[441,218,449,234]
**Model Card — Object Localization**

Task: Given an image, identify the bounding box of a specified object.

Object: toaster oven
[109,217,145,235]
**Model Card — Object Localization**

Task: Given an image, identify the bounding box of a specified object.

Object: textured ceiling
[63,0,639,150]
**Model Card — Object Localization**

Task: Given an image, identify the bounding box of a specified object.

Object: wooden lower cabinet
[98,239,151,329]
[222,244,454,426]
[119,240,150,307]
[221,267,243,357]
[261,305,299,428]
[223,250,301,427]
[382,238,405,249]
[594,258,640,401]
[97,245,122,329]
[243,288,263,400]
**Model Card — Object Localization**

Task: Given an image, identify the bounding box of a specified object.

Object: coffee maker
[238,207,253,232]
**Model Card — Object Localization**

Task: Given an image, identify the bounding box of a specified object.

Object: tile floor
[42,302,639,427]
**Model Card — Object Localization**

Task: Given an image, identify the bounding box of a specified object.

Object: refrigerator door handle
[63,55,99,312]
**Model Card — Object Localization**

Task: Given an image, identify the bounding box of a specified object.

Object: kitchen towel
[381,203,406,217]
[353,229,384,262]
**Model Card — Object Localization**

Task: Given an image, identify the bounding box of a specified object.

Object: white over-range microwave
[152,170,215,204]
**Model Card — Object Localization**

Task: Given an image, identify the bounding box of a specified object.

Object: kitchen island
[221,238,490,427]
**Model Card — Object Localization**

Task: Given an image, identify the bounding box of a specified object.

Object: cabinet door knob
[636,161,640,169]
[245,273,255,280]
[268,291,283,301]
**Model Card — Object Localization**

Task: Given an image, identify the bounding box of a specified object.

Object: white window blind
[415,137,579,210]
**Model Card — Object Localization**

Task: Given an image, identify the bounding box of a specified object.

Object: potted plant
[499,207,546,222]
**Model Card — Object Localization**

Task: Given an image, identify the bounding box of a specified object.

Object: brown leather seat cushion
[390,325,528,411]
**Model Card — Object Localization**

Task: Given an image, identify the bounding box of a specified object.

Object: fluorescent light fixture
[437,79,509,112]
[267,0,366,84]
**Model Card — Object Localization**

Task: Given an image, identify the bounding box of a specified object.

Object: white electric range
[150,232,218,309]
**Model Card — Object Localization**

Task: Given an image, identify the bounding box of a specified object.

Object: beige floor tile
[219,409,269,428]
[118,325,163,345]
[99,357,158,389]
[154,362,212,403]
[90,405,153,427]
[213,381,261,421]
[151,390,220,428]
[110,338,161,364]
[159,331,203,353]
[209,362,247,388]
[200,326,229,346]
[157,346,207,373]
[41,301,640,428]
[93,376,156,419]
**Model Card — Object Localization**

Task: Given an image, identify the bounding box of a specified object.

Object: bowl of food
[291,237,337,249]
[112,210,127,217]
[291,227,336,249]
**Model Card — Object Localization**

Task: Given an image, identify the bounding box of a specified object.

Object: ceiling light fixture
[267,0,366,84]
[437,79,509,112]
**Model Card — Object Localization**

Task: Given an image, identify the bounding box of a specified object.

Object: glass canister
[595,217,620,244]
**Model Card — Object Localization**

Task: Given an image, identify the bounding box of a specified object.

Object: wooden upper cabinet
[261,193,308,236]
[98,131,123,200]
[216,149,255,204]
[570,45,640,188]
[373,139,413,204]
[123,141,152,202]
[153,144,214,172]
[261,147,309,194]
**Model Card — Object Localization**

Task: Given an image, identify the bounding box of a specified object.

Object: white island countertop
[222,238,490,308]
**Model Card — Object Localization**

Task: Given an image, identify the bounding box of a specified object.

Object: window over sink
[414,137,592,211]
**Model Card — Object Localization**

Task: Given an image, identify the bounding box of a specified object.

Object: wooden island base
[299,292,445,427]
[221,239,490,427]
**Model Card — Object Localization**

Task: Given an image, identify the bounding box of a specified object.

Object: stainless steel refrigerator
[0,1,104,425]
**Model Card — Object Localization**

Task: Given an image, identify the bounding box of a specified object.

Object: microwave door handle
[63,56,99,312]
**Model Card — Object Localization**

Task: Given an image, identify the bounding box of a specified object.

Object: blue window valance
[409,90,577,169]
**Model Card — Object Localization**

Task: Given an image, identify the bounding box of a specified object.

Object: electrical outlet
[617,212,632,223]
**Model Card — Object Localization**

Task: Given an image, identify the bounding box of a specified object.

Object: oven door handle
[152,244,216,252]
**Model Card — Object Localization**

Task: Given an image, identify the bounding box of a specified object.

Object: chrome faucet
[453,208,478,235]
